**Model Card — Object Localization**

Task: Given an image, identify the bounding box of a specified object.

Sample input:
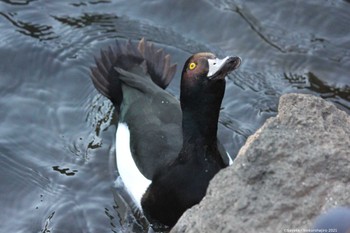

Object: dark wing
[90,38,182,179]
[90,38,177,108]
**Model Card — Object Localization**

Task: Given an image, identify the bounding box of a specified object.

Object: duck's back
[117,66,183,179]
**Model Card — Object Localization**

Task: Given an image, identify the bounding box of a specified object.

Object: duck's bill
[207,56,241,79]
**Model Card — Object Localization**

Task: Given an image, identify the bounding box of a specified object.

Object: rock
[171,94,350,233]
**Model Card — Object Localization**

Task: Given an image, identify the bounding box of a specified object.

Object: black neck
[180,80,225,146]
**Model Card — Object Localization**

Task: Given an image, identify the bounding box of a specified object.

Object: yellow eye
[189,62,196,70]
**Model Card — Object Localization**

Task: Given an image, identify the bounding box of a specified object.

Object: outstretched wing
[90,38,182,179]
[90,38,177,108]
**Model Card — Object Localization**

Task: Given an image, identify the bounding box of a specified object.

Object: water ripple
[0,12,59,41]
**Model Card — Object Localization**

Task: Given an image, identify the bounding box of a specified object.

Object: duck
[90,38,241,227]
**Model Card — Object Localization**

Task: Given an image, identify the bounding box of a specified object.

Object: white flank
[116,123,152,208]
[227,152,233,165]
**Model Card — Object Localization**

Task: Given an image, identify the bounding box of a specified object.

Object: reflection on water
[0,0,349,232]
[0,11,59,41]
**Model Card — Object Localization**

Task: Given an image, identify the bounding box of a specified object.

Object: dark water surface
[1,0,349,232]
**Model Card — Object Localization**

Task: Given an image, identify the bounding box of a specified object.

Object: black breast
[141,143,226,227]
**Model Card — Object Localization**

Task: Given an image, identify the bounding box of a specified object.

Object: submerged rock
[171,93,350,233]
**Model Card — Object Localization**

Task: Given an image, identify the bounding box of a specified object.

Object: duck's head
[180,52,241,108]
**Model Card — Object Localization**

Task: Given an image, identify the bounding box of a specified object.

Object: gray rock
[171,93,350,233]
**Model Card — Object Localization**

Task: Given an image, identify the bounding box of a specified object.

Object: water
[0,0,349,232]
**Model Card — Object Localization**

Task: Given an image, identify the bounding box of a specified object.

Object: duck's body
[90,38,240,227]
